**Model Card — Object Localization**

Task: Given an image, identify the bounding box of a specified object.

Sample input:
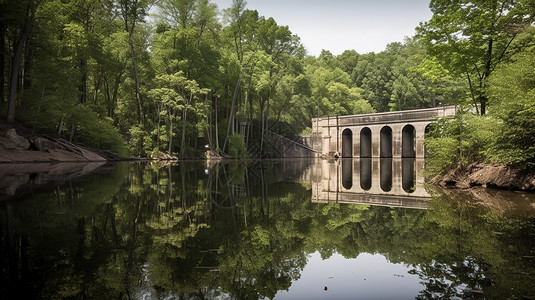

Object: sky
[211,0,433,56]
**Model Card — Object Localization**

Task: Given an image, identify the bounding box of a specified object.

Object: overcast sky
[211,0,432,56]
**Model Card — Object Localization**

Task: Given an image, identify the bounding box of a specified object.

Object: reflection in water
[319,158,429,209]
[359,158,372,190]
[402,158,416,193]
[341,158,352,190]
[1,160,535,299]
[380,158,392,192]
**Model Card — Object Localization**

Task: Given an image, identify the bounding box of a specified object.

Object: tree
[149,72,208,158]
[116,0,153,123]
[4,0,38,123]
[488,42,535,169]
[417,0,535,114]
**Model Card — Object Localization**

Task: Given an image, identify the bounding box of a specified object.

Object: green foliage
[129,125,154,157]
[417,0,533,114]
[488,50,535,169]
[228,133,247,158]
[425,112,499,174]
[68,106,129,156]
[424,137,460,175]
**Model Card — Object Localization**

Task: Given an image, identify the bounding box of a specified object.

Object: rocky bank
[0,122,122,163]
[0,122,126,199]
[433,163,535,192]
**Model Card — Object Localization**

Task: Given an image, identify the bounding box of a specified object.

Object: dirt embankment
[432,163,535,192]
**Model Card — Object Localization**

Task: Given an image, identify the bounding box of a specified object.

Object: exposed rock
[0,123,117,163]
[30,136,63,152]
[157,151,179,160]
[434,163,535,192]
[5,128,30,150]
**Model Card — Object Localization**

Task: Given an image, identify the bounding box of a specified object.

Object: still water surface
[1,159,535,299]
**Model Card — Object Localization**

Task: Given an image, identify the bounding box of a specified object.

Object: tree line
[1,0,534,161]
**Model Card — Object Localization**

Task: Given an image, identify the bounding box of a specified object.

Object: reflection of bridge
[311,106,457,158]
[310,159,431,209]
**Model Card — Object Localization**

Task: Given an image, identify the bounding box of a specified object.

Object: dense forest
[1,0,534,166]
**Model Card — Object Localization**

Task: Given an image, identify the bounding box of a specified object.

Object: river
[1,159,534,299]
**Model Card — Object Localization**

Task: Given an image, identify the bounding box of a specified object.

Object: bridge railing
[312,105,458,128]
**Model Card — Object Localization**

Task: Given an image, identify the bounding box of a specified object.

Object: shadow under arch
[342,129,353,158]
[380,126,393,158]
[360,127,372,158]
[402,125,416,158]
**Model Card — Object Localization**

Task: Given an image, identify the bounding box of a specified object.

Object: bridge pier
[311,106,457,159]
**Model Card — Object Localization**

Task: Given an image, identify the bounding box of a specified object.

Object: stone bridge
[311,106,457,158]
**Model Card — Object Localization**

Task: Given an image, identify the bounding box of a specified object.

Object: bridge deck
[312,105,457,127]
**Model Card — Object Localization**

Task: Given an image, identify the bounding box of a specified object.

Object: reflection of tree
[408,193,535,299]
[1,161,535,299]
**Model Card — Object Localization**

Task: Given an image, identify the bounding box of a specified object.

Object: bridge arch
[402,125,416,158]
[360,127,372,158]
[380,126,393,158]
[341,128,353,158]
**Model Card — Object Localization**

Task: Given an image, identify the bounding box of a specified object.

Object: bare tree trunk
[79,58,87,104]
[168,108,173,154]
[215,95,219,151]
[104,78,112,117]
[224,52,256,152]
[92,76,101,104]
[156,103,162,151]
[180,93,193,159]
[58,117,64,136]
[0,21,5,105]
[7,4,34,123]
[128,38,143,123]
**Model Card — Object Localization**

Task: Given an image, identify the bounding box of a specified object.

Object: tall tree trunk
[214,95,219,151]
[79,59,87,104]
[156,103,162,151]
[104,78,112,117]
[168,108,173,154]
[480,38,493,115]
[0,21,5,105]
[180,93,193,159]
[92,75,100,104]
[128,38,143,123]
[6,4,33,123]
[223,52,256,152]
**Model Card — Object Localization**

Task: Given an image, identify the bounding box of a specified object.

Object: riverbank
[0,122,124,163]
[432,163,535,192]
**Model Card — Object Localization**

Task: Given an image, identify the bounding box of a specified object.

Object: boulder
[6,128,30,150]
[31,137,63,152]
